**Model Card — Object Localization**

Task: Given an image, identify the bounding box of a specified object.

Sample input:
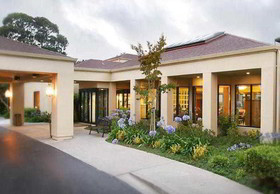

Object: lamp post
[46,84,54,138]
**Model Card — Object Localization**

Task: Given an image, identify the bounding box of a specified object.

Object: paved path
[8,124,260,194]
[0,127,139,194]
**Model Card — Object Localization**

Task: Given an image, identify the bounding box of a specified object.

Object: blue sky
[0,0,279,60]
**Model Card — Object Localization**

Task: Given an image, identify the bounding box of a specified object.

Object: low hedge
[244,145,280,184]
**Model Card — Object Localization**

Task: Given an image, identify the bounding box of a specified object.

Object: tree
[0,13,68,54]
[131,35,175,131]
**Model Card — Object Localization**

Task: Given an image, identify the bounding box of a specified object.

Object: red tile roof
[75,33,270,70]
[0,36,74,59]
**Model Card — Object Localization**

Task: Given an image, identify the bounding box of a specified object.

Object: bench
[86,117,112,137]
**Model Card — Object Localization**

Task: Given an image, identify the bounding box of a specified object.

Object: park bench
[86,117,112,137]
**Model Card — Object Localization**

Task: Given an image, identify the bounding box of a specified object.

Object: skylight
[166,32,225,50]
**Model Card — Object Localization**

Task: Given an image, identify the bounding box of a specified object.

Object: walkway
[8,124,260,194]
[0,126,139,194]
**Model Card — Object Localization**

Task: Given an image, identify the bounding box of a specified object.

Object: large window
[218,85,231,116]
[235,85,261,127]
[116,89,130,109]
[172,87,189,117]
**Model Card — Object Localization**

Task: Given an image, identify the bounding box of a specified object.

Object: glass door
[192,86,203,122]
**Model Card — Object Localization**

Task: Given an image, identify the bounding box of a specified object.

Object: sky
[0,0,280,60]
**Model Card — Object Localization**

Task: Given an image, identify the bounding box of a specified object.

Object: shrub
[133,137,142,144]
[193,145,207,160]
[218,114,238,136]
[247,129,261,138]
[116,130,125,141]
[244,145,280,184]
[153,140,162,148]
[24,108,50,123]
[209,155,229,168]
[3,111,10,119]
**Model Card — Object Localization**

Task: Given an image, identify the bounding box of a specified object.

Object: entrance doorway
[79,88,108,124]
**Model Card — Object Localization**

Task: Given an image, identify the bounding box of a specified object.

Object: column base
[260,133,280,143]
[51,135,73,141]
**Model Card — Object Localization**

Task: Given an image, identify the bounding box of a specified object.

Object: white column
[261,66,276,134]
[130,79,140,122]
[202,72,218,134]
[160,76,173,125]
[276,50,280,133]
[51,73,74,140]
[10,83,24,126]
[108,82,116,114]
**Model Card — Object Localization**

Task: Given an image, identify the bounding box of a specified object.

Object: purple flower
[128,117,135,126]
[112,139,119,144]
[118,118,126,129]
[197,117,202,121]
[182,115,190,121]
[149,130,157,137]
[164,125,176,134]
[174,117,182,122]
[157,117,165,127]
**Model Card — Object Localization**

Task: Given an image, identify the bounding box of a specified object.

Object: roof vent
[166,32,225,50]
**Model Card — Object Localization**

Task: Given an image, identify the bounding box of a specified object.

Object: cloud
[0,0,280,60]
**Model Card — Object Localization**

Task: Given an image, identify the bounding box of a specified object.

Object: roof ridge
[225,33,270,46]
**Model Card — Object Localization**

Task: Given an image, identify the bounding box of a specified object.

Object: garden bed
[107,110,280,194]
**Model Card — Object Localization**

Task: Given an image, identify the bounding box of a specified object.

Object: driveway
[0,127,139,194]
[8,124,260,194]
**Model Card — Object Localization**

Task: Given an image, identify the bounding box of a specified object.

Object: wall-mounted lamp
[46,84,54,97]
[5,90,12,98]
[246,72,250,75]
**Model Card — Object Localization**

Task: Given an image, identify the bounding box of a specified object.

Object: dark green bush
[24,108,50,123]
[3,111,10,119]
[244,145,280,185]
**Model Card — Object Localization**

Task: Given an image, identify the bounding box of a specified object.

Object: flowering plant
[164,125,176,134]
[149,130,157,137]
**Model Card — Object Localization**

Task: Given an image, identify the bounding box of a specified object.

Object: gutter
[0,49,77,62]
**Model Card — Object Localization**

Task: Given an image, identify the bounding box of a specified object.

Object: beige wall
[24,82,52,113]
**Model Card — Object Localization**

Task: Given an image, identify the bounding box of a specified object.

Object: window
[116,89,130,109]
[193,86,203,122]
[218,85,231,116]
[34,91,40,109]
[140,89,161,119]
[235,85,261,127]
[173,87,189,118]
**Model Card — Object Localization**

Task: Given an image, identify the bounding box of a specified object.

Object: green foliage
[209,155,230,168]
[131,35,175,131]
[244,145,280,185]
[24,108,50,123]
[0,12,68,54]
[218,114,238,136]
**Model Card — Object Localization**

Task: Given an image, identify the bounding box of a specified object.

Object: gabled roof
[0,36,75,60]
[105,53,138,61]
[75,33,271,70]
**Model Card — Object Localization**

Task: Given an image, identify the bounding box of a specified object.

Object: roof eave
[0,49,77,62]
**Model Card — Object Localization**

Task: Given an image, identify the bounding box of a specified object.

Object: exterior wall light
[246,72,250,75]
[5,90,12,98]
[46,84,54,97]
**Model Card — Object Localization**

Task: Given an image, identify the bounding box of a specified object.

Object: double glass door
[79,88,108,124]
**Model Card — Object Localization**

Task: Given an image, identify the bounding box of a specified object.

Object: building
[2,32,280,140]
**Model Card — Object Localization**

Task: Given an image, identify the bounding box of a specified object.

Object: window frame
[217,84,232,118]
[235,84,261,128]
[116,89,130,109]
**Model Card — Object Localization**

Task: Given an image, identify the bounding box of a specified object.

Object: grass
[113,136,278,193]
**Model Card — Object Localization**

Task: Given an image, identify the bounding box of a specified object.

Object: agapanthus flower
[118,118,126,129]
[157,117,165,127]
[112,139,119,144]
[182,115,190,121]
[149,130,157,137]
[164,125,176,134]
[174,117,182,122]
[128,117,135,126]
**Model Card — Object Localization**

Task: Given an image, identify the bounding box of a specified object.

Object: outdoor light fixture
[239,86,247,90]
[46,84,54,97]
[246,72,250,75]
[197,76,200,78]
[4,90,12,98]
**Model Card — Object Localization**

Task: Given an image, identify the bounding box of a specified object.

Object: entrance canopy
[0,36,76,140]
